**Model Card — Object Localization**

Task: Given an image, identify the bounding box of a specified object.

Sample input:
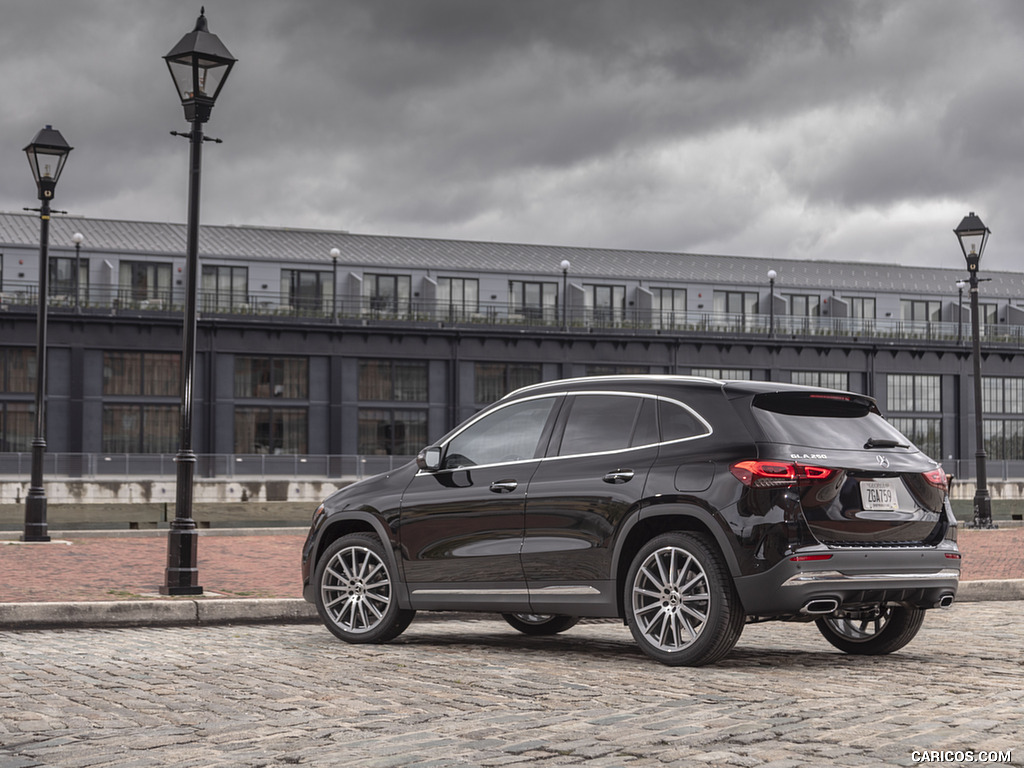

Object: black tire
[314,533,415,644]
[624,532,744,667]
[501,613,580,635]
[815,605,925,655]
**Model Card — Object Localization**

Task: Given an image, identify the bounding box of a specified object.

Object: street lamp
[72,232,84,312]
[330,247,340,321]
[767,269,777,337]
[956,279,965,345]
[161,8,236,595]
[21,125,73,543]
[954,211,995,529]
[560,259,570,331]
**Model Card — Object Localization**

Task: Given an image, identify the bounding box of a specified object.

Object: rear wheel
[815,605,925,655]
[314,533,415,644]
[624,532,744,666]
[501,613,580,635]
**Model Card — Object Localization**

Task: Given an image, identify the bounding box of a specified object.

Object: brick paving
[0,527,1021,604]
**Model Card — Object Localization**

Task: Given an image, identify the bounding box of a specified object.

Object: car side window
[557,394,642,456]
[443,397,556,469]
[659,398,709,441]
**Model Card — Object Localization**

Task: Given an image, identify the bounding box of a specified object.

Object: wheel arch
[312,512,410,605]
[612,504,741,617]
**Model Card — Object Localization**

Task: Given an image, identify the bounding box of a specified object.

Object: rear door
[521,393,661,613]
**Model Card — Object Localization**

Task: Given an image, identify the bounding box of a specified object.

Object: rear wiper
[864,437,910,449]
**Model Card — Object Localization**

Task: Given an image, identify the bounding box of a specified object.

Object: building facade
[2,211,1023,479]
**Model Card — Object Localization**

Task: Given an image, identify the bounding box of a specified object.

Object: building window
[0,402,32,452]
[102,405,178,453]
[474,362,542,404]
[848,297,876,319]
[234,407,308,454]
[119,261,172,308]
[887,374,940,413]
[48,256,88,305]
[690,368,752,380]
[900,299,941,323]
[982,377,1024,460]
[202,265,248,312]
[584,284,625,326]
[363,273,411,317]
[713,291,758,317]
[890,417,941,460]
[2,348,35,394]
[437,277,479,320]
[103,352,180,397]
[585,364,649,376]
[509,280,557,323]
[651,287,687,329]
[100,352,180,453]
[234,356,308,399]
[788,294,820,317]
[791,371,850,390]
[282,269,332,315]
[359,360,428,402]
[357,408,427,456]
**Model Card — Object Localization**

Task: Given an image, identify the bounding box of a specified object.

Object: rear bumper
[734,546,961,616]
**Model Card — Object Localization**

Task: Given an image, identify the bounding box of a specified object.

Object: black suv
[301,376,960,666]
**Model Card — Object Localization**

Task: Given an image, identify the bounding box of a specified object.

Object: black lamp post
[330,247,340,321]
[72,232,84,312]
[954,211,995,530]
[767,269,777,337]
[161,8,236,595]
[956,279,965,345]
[21,125,73,543]
[560,259,570,331]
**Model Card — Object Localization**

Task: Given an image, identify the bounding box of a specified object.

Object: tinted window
[444,397,556,468]
[751,392,910,450]
[659,400,708,441]
[631,398,660,447]
[558,395,641,456]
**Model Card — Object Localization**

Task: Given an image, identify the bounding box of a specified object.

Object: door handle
[603,469,635,484]
[490,480,518,493]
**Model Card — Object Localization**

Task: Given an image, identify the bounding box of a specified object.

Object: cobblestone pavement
[1,602,1021,768]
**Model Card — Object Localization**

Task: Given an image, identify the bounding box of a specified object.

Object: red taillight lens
[923,466,947,489]
[730,460,835,488]
[789,554,834,562]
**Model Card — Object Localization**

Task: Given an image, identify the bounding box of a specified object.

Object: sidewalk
[1,526,1022,629]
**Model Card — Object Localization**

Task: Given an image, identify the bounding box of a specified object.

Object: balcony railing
[0,279,1017,345]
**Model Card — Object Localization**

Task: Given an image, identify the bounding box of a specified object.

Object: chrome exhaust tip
[801,598,840,615]
[938,594,955,608]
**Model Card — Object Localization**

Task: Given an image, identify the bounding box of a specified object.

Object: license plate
[861,480,899,511]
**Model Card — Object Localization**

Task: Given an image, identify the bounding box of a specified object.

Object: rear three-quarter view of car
[301,375,960,666]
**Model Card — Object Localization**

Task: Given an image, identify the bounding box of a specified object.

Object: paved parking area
[1,602,1021,767]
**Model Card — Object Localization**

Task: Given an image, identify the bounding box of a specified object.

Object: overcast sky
[3,0,1023,274]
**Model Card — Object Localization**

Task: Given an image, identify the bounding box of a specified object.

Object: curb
[1,580,1021,630]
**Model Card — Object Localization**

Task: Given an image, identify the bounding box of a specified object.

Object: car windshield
[749,392,913,452]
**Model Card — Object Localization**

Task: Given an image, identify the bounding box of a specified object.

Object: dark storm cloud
[2,1,1022,270]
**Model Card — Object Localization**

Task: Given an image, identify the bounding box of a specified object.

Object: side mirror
[416,446,442,471]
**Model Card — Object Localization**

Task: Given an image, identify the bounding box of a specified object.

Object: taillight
[923,466,948,489]
[730,460,835,488]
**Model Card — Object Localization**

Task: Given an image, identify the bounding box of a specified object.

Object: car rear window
[750,392,912,451]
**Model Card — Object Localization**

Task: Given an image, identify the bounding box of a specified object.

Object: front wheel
[501,613,580,635]
[815,605,925,655]
[624,532,744,666]
[314,533,415,644]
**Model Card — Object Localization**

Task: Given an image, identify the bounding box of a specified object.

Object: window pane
[104,352,141,395]
[143,354,180,397]
[2,403,33,451]
[559,395,639,456]
[660,400,707,441]
[394,362,427,401]
[359,361,391,400]
[445,397,556,468]
[103,405,141,452]
[392,409,428,455]
[6,349,35,393]
[142,406,178,453]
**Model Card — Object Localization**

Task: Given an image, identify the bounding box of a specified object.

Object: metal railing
[1,279,1020,345]
[0,452,412,482]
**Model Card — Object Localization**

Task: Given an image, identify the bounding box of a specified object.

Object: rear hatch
[746,390,948,546]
